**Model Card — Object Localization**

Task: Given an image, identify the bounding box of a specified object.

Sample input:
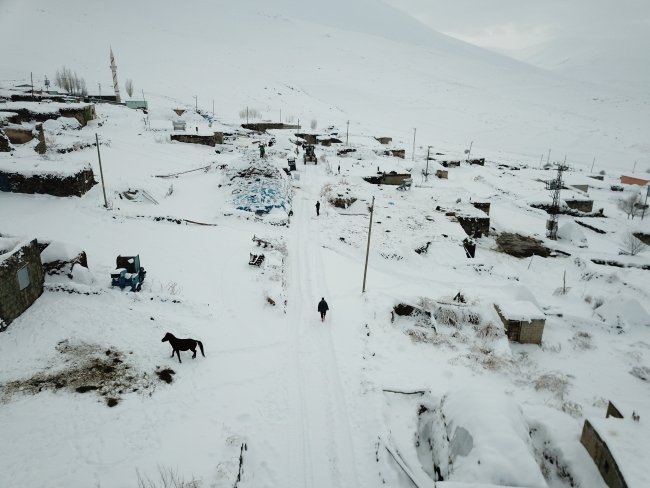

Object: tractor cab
[303,145,317,164]
[111,254,146,291]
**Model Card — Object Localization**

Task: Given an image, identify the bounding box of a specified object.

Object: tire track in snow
[285,165,359,488]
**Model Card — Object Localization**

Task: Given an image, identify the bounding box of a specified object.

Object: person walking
[259,144,265,158]
[338,163,341,174]
[315,200,321,216]
[318,297,329,322]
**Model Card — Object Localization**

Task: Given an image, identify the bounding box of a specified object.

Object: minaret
[110,47,121,103]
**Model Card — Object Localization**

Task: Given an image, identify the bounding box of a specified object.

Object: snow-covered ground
[1,1,649,487]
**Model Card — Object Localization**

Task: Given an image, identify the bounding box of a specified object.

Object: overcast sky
[383,0,650,50]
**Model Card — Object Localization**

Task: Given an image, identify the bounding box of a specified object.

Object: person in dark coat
[318,297,329,322]
[315,201,321,216]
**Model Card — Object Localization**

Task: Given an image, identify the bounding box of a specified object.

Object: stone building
[494,300,546,344]
[581,401,648,488]
[0,237,44,329]
[0,162,96,197]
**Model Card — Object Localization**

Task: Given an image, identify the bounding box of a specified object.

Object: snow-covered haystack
[596,295,650,327]
[41,240,94,285]
[557,222,588,248]
[422,390,547,487]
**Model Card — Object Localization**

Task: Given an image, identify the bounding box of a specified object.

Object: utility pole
[546,149,551,167]
[591,158,595,173]
[98,83,101,100]
[362,196,375,293]
[425,146,432,180]
[412,128,416,161]
[280,109,281,123]
[539,154,543,169]
[642,185,650,220]
[213,100,215,118]
[466,141,473,162]
[31,72,34,101]
[633,161,637,173]
[346,120,350,145]
[193,95,197,112]
[95,134,108,209]
[546,156,568,240]
[142,89,146,102]
[247,107,249,125]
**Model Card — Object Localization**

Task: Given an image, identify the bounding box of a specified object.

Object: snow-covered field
[1,1,649,487]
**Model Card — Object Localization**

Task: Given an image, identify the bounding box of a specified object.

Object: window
[17,266,30,290]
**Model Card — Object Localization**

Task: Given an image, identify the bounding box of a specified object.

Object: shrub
[620,231,648,255]
[534,371,572,400]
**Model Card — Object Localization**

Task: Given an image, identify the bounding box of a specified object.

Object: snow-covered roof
[0,158,92,177]
[588,413,649,488]
[495,300,546,322]
[40,241,84,265]
[596,296,650,327]
[441,390,547,488]
[0,236,32,265]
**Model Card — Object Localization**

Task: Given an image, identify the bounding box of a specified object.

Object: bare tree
[620,231,648,256]
[54,66,87,96]
[618,193,642,219]
[125,79,134,98]
[310,119,317,130]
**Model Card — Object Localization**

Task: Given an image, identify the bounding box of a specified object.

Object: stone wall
[457,216,490,238]
[0,129,13,152]
[436,170,448,179]
[0,104,95,127]
[519,319,545,344]
[580,420,628,488]
[170,133,215,147]
[0,166,97,197]
[0,239,44,327]
[242,123,299,131]
[471,202,490,215]
[565,200,594,213]
[364,173,411,185]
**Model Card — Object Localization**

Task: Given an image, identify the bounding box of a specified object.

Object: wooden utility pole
[31,72,34,101]
[346,120,349,145]
[362,196,375,293]
[591,158,595,173]
[466,141,473,161]
[642,185,650,220]
[425,146,432,180]
[247,107,249,125]
[412,128,416,161]
[95,134,108,208]
[546,149,551,167]
[633,161,637,173]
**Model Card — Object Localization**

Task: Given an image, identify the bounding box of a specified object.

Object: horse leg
[191,345,197,359]
[176,349,182,363]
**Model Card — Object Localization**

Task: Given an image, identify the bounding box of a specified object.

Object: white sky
[383,0,650,50]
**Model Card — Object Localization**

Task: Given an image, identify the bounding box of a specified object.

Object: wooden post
[466,141,473,162]
[563,270,566,294]
[362,196,375,293]
[95,133,108,208]
[31,72,34,101]
[633,161,637,173]
[539,154,543,168]
[425,146,431,180]
[412,128,417,161]
[591,158,595,173]
[247,107,249,125]
[546,149,551,167]
[642,185,649,220]
[346,120,349,145]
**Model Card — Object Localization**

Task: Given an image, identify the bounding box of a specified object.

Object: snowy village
[0,1,649,487]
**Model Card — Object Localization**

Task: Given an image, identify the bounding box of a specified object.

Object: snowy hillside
[1,1,650,488]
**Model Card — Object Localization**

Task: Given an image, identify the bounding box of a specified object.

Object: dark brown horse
[162,332,205,363]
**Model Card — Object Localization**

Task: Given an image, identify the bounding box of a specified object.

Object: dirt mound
[0,341,172,407]
[496,233,552,258]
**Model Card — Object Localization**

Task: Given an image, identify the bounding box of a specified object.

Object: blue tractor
[110,255,146,292]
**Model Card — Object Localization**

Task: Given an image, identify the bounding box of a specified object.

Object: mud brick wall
[0,167,97,197]
[580,420,628,488]
[170,133,215,147]
[0,239,44,327]
[519,319,545,344]
[457,216,490,237]
[0,129,13,152]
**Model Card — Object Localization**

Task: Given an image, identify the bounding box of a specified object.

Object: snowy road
[285,164,360,488]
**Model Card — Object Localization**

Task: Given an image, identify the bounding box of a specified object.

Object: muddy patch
[0,340,173,407]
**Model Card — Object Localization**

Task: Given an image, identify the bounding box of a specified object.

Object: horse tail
[197,340,205,357]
